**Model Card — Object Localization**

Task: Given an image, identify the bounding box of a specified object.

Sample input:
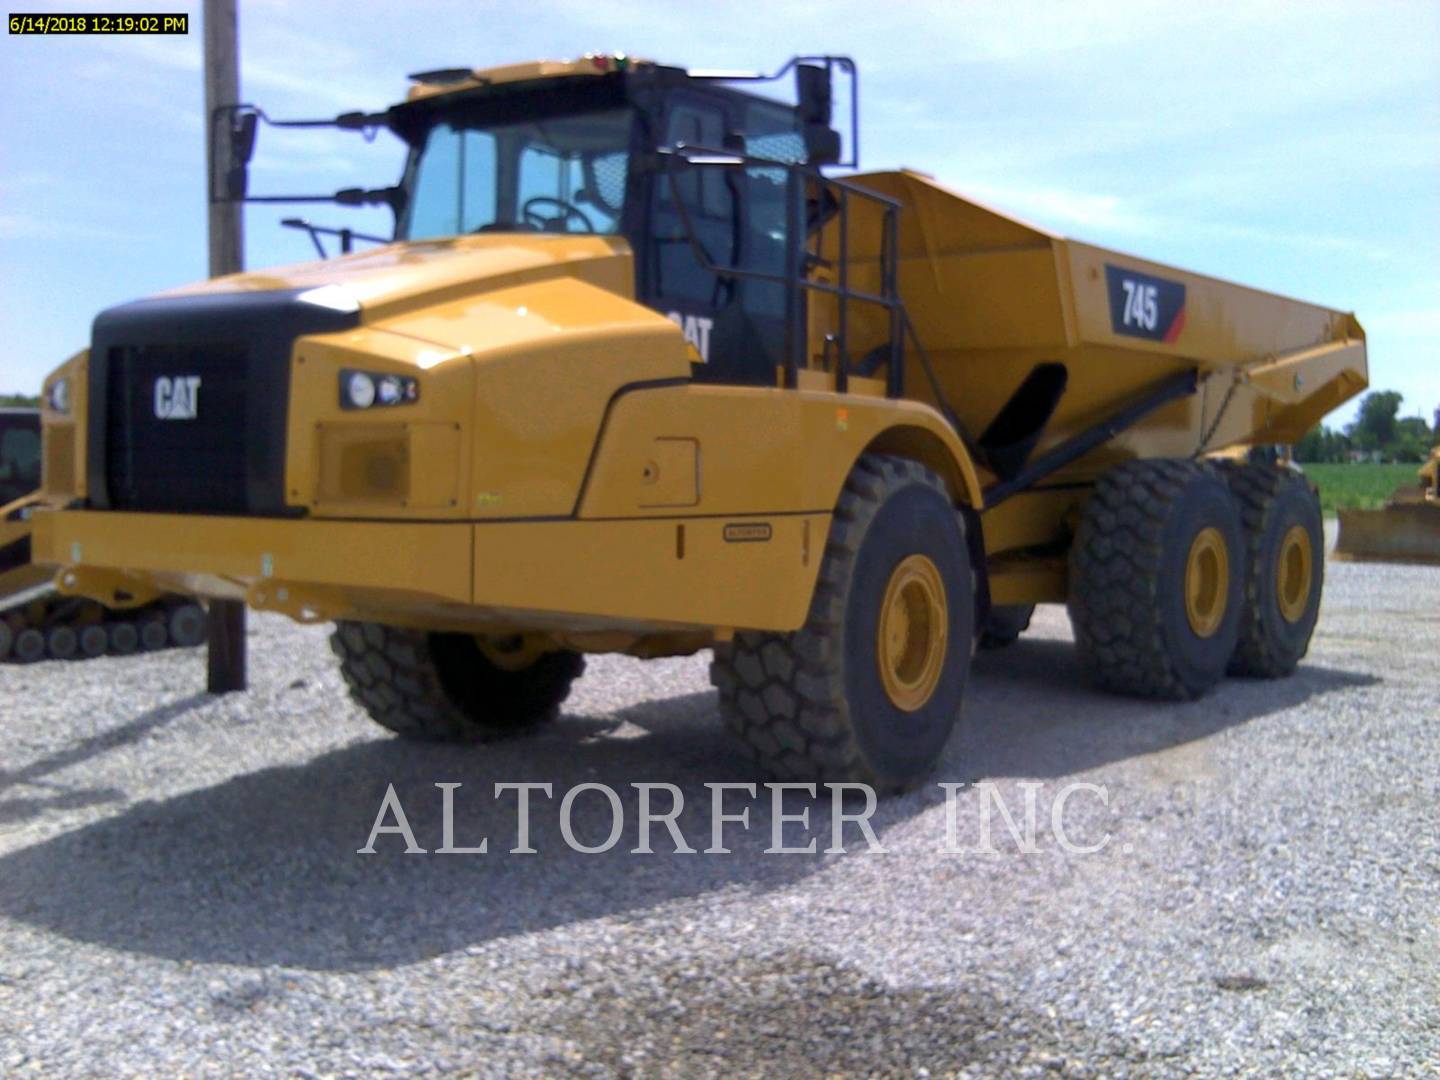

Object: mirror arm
[208,103,395,208]
[240,186,403,209]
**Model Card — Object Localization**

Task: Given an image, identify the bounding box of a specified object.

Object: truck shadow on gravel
[0,642,1375,971]
[958,640,1377,779]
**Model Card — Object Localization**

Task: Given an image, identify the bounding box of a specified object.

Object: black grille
[105,344,250,514]
[86,288,360,516]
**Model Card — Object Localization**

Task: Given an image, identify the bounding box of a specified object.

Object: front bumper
[33,509,828,634]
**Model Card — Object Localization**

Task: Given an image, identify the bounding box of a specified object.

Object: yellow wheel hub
[1276,524,1313,624]
[876,554,948,712]
[1184,527,1230,638]
[475,633,547,671]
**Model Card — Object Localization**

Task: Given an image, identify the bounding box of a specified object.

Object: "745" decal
[1104,265,1187,343]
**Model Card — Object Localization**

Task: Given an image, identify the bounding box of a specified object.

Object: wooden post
[204,0,243,278]
[204,0,247,693]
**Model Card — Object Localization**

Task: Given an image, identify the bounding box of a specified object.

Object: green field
[1301,463,1420,514]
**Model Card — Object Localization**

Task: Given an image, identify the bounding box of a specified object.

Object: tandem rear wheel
[1215,461,1324,677]
[711,454,976,792]
[1068,457,1323,700]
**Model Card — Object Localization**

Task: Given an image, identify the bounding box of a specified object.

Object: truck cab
[394,58,827,383]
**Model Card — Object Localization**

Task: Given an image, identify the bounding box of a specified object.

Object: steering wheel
[522,196,595,234]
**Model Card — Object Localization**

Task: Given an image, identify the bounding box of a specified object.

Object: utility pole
[203,0,247,693]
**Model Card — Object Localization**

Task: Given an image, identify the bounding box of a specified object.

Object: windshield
[401,106,634,239]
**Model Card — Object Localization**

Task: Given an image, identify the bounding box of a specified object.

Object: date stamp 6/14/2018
[9,12,188,34]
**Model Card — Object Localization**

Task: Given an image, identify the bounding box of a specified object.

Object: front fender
[577,384,984,519]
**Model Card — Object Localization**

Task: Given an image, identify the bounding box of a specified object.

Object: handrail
[657,146,905,396]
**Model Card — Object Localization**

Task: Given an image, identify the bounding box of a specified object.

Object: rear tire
[331,621,584,742]
[1217,462,1324,676]
[1069,459,1243,699]
[711,454,974,791]
[0,621,11,660]
[979,604,1035,650]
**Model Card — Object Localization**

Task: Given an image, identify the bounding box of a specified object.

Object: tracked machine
[1,408,206,663]
[1334,438,1440,566]
[31,55,1366,786]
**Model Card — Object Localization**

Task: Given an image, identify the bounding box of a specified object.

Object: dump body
[799,170,1366,594]
[823,171,1366,476]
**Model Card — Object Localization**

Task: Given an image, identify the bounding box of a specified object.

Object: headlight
[339,369,418,410]
[46,377,71,415]
[345,372,376,409]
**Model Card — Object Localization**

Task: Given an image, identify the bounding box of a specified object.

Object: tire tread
[330,623,583,741]
[711,454,973,788]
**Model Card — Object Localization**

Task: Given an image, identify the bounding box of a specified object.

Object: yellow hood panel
[158,234,636,321]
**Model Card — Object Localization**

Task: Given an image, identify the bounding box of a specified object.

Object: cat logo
[153,375,201,420]
[666,310,714,362]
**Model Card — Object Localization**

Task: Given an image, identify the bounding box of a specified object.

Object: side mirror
[796,63,841,165]
[211,107,257,202]
[795,63,832,126]
[803,125,842,166]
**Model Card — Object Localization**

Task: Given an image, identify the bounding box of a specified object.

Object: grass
[1300,463,1420,515]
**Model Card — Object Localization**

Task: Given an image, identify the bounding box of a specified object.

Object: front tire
[331,622,584,742]
[711,454,974,791]
[1069,459,1244,699]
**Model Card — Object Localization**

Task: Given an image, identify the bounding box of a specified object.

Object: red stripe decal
[1162,306,1187,344]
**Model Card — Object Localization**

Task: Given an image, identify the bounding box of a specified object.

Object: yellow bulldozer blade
[1334,502,1440,566]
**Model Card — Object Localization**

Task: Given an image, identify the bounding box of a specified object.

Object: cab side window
[645,95,804,384]
[0,422,40,501]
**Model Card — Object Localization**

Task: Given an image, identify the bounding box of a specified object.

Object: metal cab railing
[657,146,906,398]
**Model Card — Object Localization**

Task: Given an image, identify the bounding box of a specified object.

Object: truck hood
[158,233,636,323]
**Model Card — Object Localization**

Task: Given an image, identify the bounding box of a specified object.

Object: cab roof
[404,54,654,104]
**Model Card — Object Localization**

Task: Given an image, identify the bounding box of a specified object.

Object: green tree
[1295,424,1351,463]
[1393,415,1434,463]
[1295,425,1326,462]
[0,393,39,407]
[1345,390,1404,455]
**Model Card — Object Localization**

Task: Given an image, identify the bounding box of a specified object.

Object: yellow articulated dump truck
[31,55,1366,789]
[1,407,206,662]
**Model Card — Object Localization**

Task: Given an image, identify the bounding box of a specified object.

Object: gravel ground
[0,541,1437,1077]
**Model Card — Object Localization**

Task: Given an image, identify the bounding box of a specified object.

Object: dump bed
[829,171,1367,480]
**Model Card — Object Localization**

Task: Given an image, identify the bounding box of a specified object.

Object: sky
[1,0,1436,428]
